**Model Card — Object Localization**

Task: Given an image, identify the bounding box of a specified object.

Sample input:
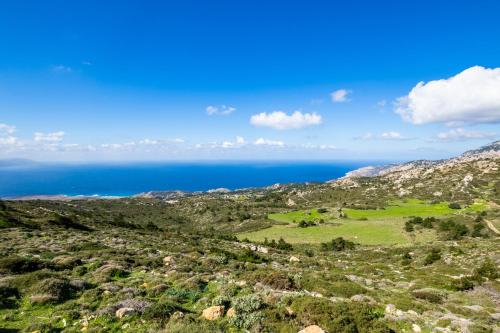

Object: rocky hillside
[331,141,500,203]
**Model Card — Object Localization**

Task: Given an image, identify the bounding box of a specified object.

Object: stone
[463,305,483,312]
[289,256,300,262]
[163,256,174,266]
[412,324,421,332]
[257,246,269,254]
[202,305,224,320]
[350,294,375,303]
[226,307,236,318]
[298,325,326,333]
[172,311,184,320]
[385,304,397,314]
[115,307,135,319]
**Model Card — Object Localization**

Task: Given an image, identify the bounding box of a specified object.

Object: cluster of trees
[263,237,293,251]
[404,214,488,240]
[321,237,355,251]
[404,216,436,232]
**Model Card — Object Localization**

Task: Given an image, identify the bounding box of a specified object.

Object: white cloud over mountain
[395,66,500,125]
[250,111,322,130]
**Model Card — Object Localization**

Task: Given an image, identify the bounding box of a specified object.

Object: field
[238,218,435,245]
[267,209,327,223]
[239,199,488,245]
[343,199,487,219]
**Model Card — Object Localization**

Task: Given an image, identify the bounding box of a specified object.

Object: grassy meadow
[238,218,436,245]
[239,199,488,245]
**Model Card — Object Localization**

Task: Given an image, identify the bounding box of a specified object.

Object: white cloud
[221,141,234,148]
[395,66,500,125]
[254,138,285,146]
[51,65,73,73]
[330,89,352,103]
[34,131,65,142]
[139,138,159,145]
[377,100,387,107]
[0,136,18,145]
[356,131,411,141]
[0,124,16,135]
[436,128,496,141]
[250,111,322,130]
[0,124,18,146]
[381,131,404,140]
[172,138,185,143]
[206,105,236,116]
[236,136,246,144]
[301,143,337,150]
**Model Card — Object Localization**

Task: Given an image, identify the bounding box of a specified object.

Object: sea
[0,161,379,198]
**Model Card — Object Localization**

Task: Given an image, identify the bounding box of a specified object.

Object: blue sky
[0,0,499,161]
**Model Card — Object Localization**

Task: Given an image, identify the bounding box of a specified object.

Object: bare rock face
[202,305,225,320]
[298,325,327,333]
[115,307,135,319]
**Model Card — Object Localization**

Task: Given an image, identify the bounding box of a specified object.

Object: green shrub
[253,271,296,291]
[290,297,391,333]
[404,220,414,232]
[0,256,44,274]
[422,217,436,228]
[473,258,499,281]
[411,288,445,304]
[448,202,461,209]
[276,237,293,251]
[142,298,184,321]
[212,295,231,307]
[0,283,20,308]
[424,248,441,265]
[229,294,265,329]
[471,223,486,237]
[449,276,475,291]
[232,294,263,313]
[439,220,468,240]
[31,278,75,304]
[49,214,92,231]
[321,237,355,251]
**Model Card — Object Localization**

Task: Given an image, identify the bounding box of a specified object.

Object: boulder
[385,304,397,314]
[289,256,300,262]
[202,305,224,320]
[412,324,421,332]
[226,307,236,318]
[163,256,174,266]
[298,325,326,333]
[115,307,135,319]
[350,294,375,303]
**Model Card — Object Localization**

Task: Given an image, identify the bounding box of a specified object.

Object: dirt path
[485,219,500,235]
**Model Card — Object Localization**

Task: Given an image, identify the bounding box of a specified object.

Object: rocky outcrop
[202,305,225,320]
